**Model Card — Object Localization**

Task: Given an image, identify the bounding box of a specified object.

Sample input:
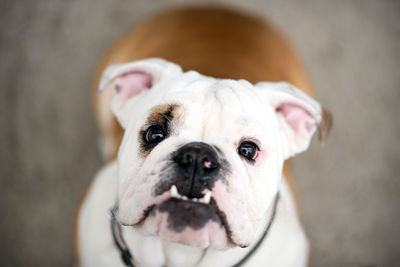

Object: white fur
[78,162,309,267]
[78,58,322,266]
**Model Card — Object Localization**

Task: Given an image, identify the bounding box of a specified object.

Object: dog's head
[99,58,331,250]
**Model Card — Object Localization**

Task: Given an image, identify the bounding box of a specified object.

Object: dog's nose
[174,142,219,173]
[173,142,220,197]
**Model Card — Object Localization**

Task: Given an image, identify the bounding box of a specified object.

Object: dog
[76,7,332,267]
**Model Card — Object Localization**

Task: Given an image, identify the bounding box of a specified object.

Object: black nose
[173,142,220,197]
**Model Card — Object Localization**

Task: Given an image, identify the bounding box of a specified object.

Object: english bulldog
[76,7,331,267]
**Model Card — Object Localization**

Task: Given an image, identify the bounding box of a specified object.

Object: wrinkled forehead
[139,72,279,134]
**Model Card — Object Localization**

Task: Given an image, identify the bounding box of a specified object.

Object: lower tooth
[201,191,211,204]
[171,185,179,197]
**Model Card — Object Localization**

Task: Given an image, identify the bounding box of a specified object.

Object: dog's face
[99,58,329,250]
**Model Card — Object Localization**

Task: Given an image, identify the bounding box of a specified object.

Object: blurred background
[0,0,399,266]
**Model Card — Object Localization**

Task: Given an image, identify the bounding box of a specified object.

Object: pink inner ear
[114,71,152,108]
[276,103,315,135]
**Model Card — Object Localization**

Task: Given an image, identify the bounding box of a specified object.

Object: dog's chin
[133,198,234,250]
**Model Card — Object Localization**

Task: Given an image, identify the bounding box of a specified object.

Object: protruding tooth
[200,190,211,204]
[182,196,188,201]
[192,198,198,202]
[171,185,179,198]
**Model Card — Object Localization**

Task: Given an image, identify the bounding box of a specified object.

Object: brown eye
[145,126,165,144]
[238,142,259,160]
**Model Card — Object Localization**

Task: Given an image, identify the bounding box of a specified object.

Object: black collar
[110,192,280,267]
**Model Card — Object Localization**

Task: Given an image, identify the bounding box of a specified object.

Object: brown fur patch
[139,103,183,158]
[146,103,182,125]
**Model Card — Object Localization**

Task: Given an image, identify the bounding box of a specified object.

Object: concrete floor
[0,0,399,266]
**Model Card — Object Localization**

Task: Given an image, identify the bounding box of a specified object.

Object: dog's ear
[256,82,332,158]
[98,58,182,128]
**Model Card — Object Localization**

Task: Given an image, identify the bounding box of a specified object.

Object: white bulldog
[78,58,329,267]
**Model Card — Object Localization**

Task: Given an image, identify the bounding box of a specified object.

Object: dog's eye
[145,126,165,144]
[238,141,259,161]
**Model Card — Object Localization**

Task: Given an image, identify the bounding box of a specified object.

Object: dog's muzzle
[146,142,225,233]
[129,142,234,245]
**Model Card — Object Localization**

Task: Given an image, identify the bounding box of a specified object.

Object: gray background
[0,0,399,266]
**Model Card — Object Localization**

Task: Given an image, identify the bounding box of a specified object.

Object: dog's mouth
[128,185,235,248]
[169,185,212,204]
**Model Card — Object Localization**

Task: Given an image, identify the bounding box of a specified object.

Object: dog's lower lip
[130,197,238,246]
